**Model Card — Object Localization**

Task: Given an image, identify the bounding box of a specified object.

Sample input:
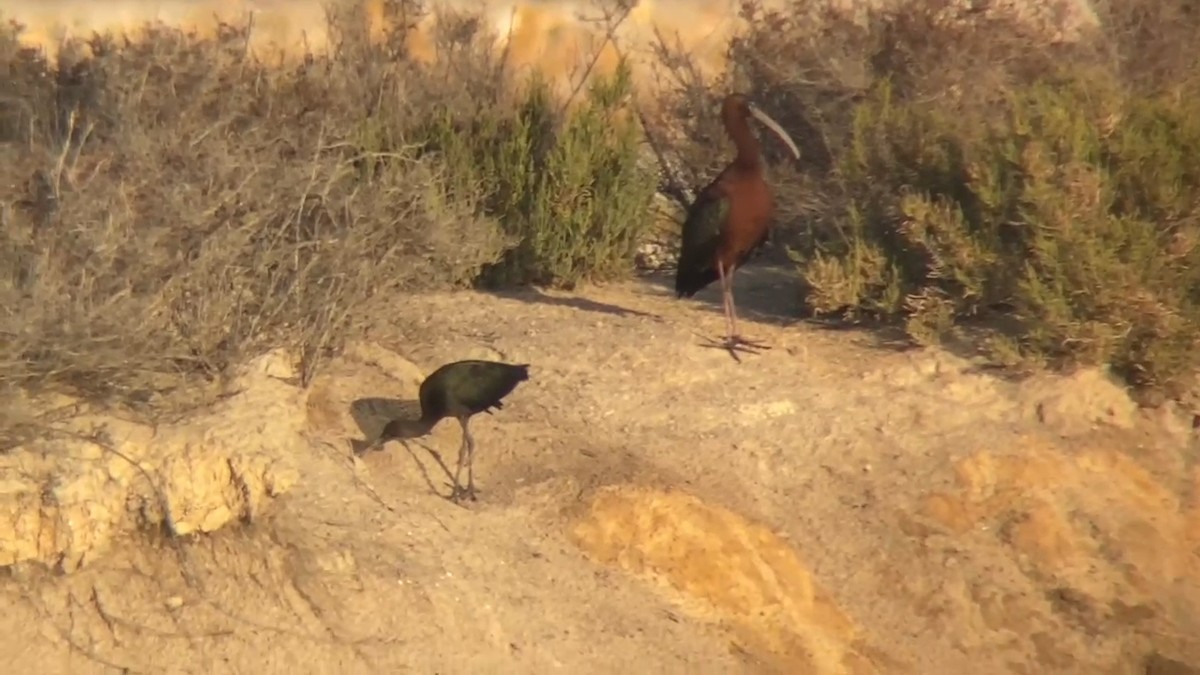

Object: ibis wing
[674,186,731,297]
[452,362,526,414]
[681,187,730,253]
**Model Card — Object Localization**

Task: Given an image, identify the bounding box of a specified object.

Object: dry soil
[2,265,1199,675]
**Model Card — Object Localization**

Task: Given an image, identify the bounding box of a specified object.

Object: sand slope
[2,268,1197,674]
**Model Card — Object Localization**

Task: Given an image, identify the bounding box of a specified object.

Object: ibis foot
[447,483,478,504]
[723,335,770,363]
[696,333,770,363]
[729,334,771,350]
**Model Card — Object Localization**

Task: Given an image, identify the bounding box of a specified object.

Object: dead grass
[5,0,1200,446]
[0,1,653,444]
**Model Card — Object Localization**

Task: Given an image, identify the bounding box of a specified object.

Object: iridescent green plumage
[675,187,732,298]
[359,359,530,503]
[412,360,529,424]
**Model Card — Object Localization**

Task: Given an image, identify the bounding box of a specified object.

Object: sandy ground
[2,263,1199,674]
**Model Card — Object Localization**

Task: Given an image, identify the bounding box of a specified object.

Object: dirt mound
[0,350,300,572]
[1018,368,1140,436]
[1,276,1197,674]
[573,485,865,674]
[908,437,1200,668]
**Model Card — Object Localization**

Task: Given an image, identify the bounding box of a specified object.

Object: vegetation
[3,0,1200,442]
[415,63,654,288]
[651,0,1200,396]
[0,2,651,439]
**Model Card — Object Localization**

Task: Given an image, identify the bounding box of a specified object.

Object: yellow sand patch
[916,435,1200,599]
[1005,498,1092,571]
[572,485,864,674]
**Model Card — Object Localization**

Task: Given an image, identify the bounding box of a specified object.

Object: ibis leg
[449,418,478,503]
[698,260,768,361]
[726,266,770,351]
[449,421,470,502]
[464,423,478,502]
[717,260,735,342]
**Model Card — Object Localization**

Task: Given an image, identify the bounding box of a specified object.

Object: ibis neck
[727,118,764,169]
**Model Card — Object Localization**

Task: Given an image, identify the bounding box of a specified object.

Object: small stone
[165,595,184,610]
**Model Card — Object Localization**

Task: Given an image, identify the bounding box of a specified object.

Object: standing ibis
[674,93,800,361]
[358,359,531,503]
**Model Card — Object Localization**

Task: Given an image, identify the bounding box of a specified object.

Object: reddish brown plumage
[675,93,800,358]
[718,95,772,243]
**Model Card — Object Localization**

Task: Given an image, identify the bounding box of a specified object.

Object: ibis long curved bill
[748,104,800,160]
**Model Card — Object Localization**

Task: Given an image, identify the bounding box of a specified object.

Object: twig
[243,9,257,59]
[494,6,518,83]
[558,0,635,117]
[91,586,119,641]
[633,103,693,214]
[53,589,145,674]
[322,439,452,533]
[51,108,76,199]
[607,27,694,215]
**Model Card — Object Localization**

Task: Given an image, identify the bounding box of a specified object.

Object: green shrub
[412,61,656,288]
[797,66,1200,392]
[648,0,1200,396]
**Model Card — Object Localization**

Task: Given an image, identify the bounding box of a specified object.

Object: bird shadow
[640,259,804,329]
[640,249,928,356]
[348,397,455,498]
[398,438,458,499]
[478,285,659,319]
[348,397,419,445]
[803,316,917,353]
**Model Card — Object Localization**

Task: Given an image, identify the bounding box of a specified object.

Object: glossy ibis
[675,93,800,361]
[358,359,531,503]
